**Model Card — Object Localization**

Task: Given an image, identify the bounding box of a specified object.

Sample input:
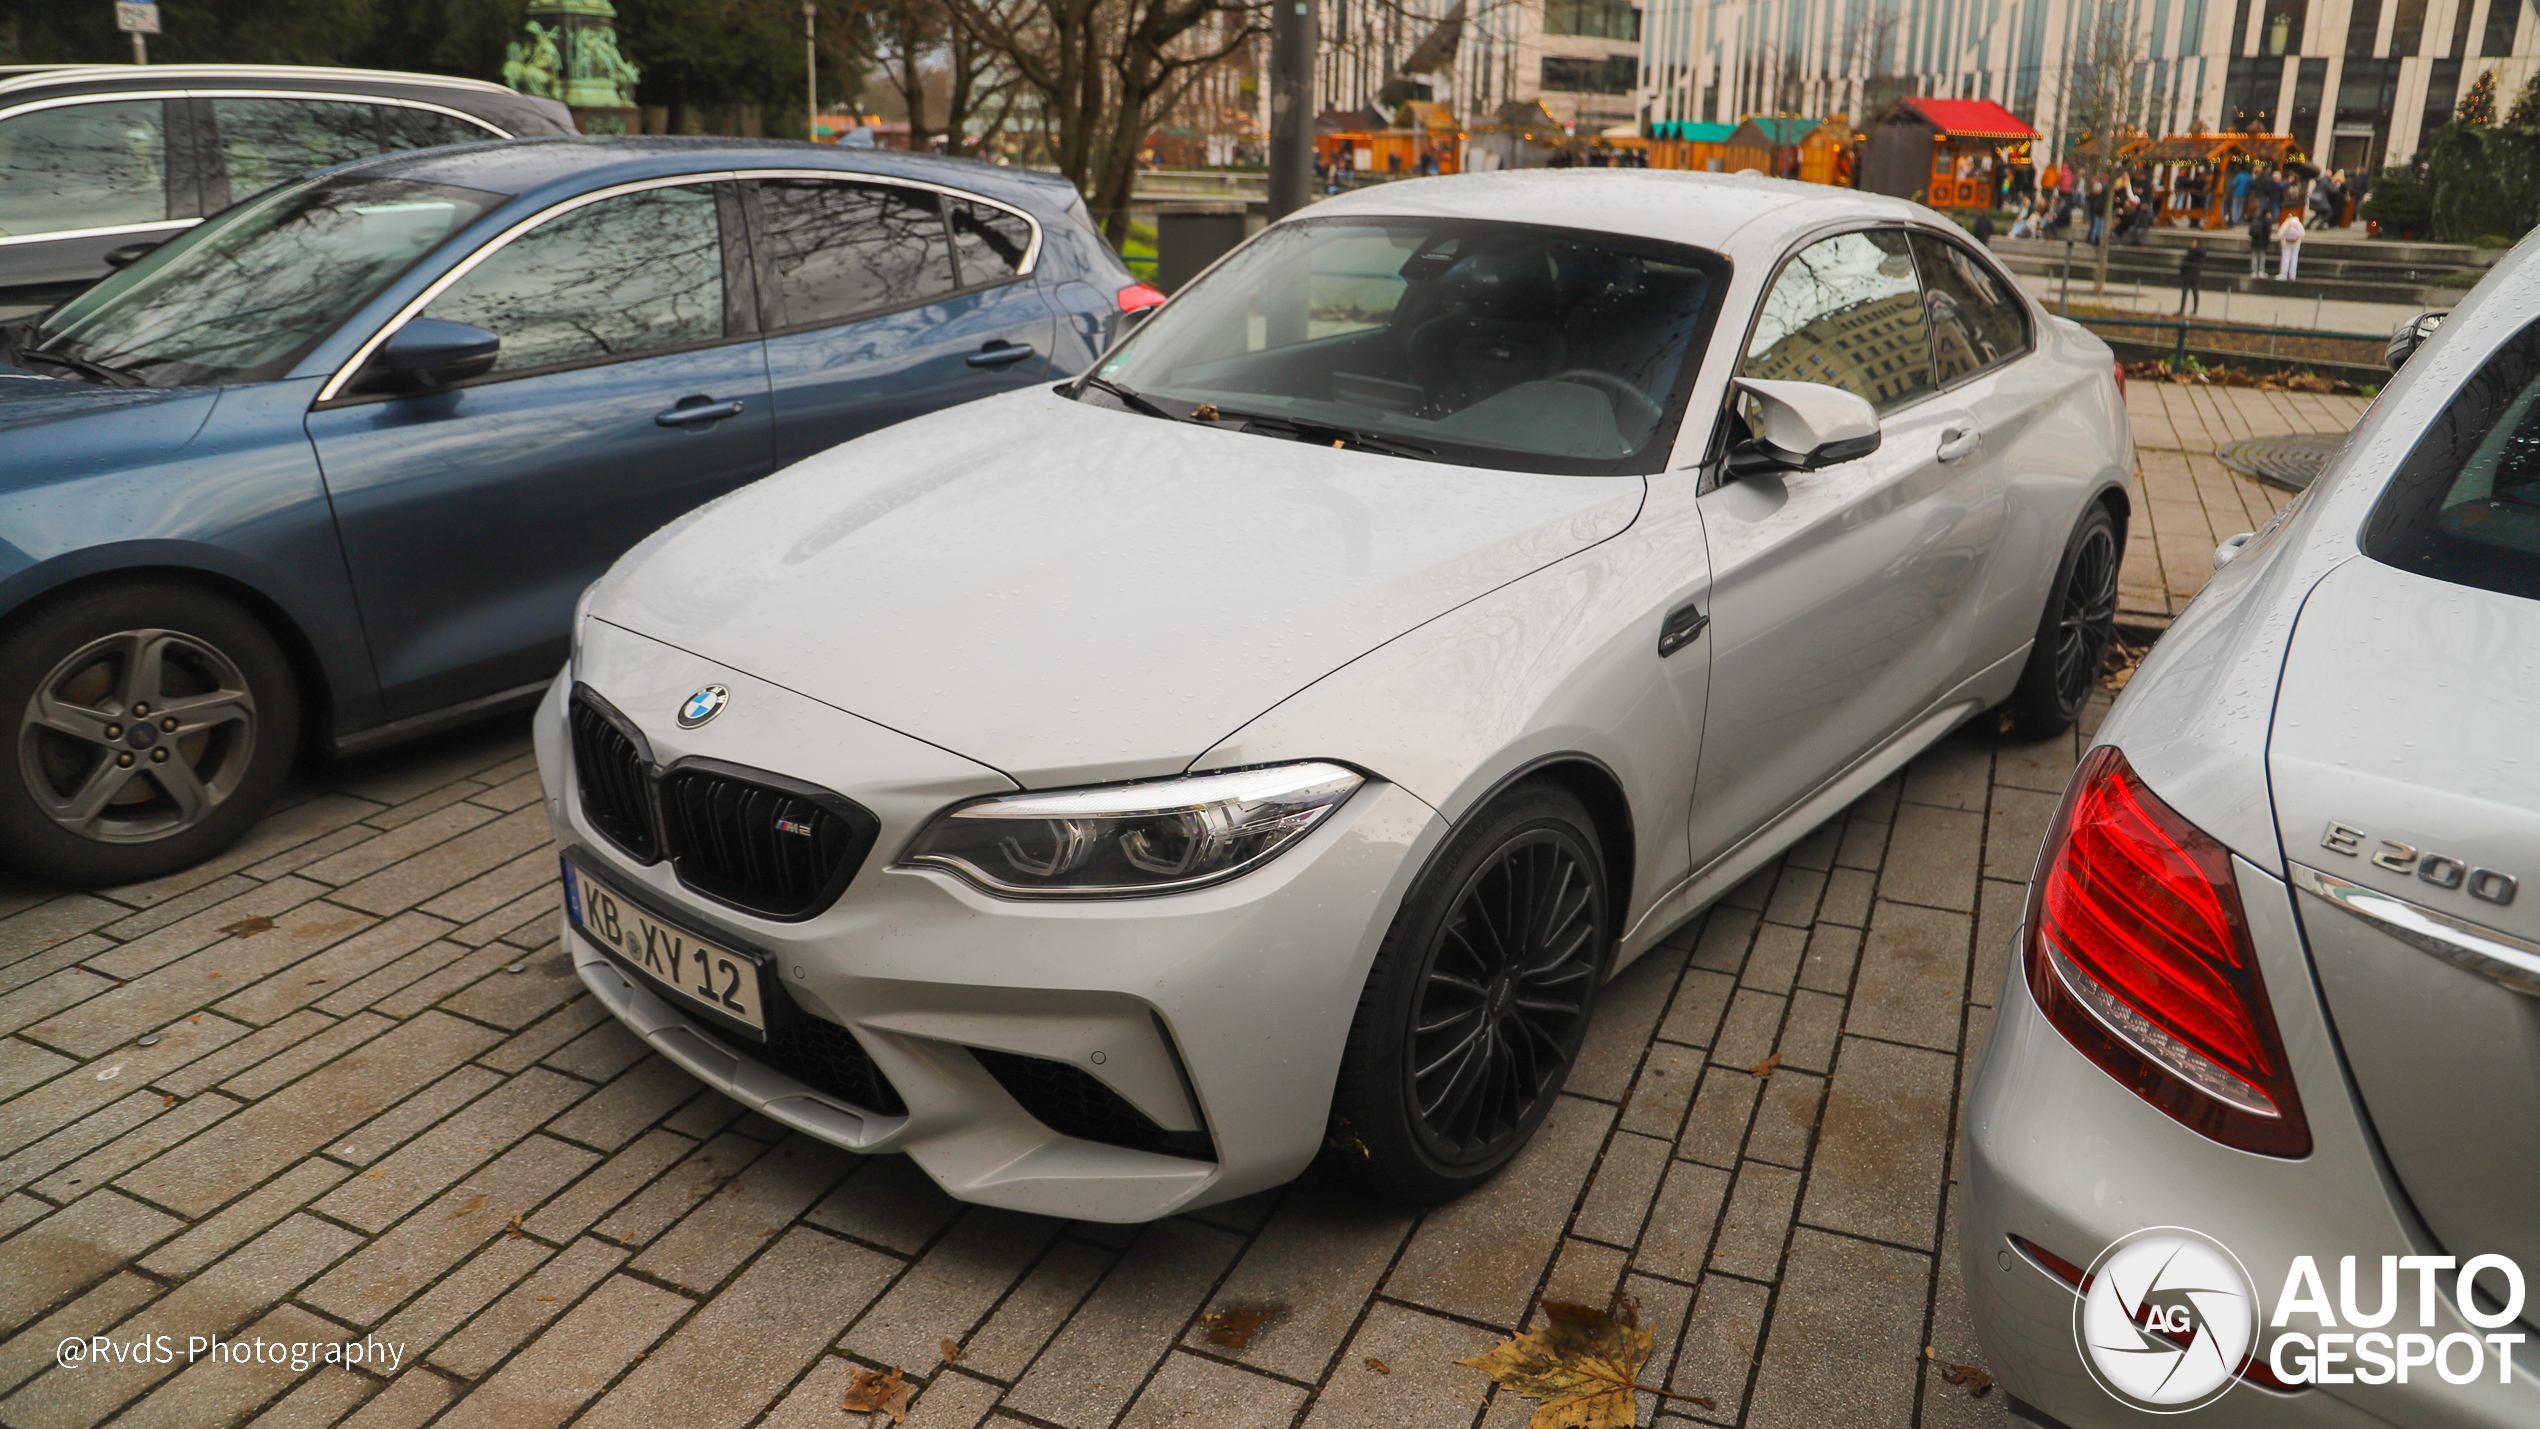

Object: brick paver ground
[0,388,2364,1429]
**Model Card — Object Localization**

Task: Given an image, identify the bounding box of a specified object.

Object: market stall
[1722,116,1845,184]
[1861,97,2037,208]
[1648,120,1734,172]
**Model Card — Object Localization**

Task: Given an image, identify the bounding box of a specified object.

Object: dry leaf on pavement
[1366,1357,1391,1374]
[1939,1362,1996,1397]
[1456,1292,1714,1429]
[1748,1052,1780,1079]
[842,1366,911,1423]
[1200,1305,1275,1350]
[940,1338,964,1363]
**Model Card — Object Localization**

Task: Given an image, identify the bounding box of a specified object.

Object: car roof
[329,135,1079,211]
[0,64,518,101]
[1300,169,1943,257]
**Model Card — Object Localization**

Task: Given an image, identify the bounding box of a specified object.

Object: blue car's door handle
[965,342,1037,369]
[655,397,745,427]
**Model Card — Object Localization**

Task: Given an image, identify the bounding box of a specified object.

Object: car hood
[0,368,218,460]
[590,386,1645,786]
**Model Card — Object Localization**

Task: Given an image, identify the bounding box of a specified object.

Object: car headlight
[901,761,1362,897]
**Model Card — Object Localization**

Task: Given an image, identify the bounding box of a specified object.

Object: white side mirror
[1726,377,1883,478]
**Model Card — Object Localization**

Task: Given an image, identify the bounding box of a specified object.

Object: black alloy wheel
[0,582,298,885]
[1407,831,1602,1162]
[2000,502,2121,739]
[1330,780,1611,1202]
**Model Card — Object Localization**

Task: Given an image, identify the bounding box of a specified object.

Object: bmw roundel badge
[677,685,729,729]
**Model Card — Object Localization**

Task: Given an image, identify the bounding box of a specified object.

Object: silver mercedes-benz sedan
[1963,244,2540,1420]
[537,170,2133,1221]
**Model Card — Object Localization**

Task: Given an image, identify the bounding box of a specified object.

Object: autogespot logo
[2075,1227,2259,1413]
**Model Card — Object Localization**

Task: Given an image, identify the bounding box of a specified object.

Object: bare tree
[2063,0,2148,294]
[951,0,1261,244]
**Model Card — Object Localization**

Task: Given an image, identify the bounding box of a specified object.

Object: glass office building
[1639,0,2540,170]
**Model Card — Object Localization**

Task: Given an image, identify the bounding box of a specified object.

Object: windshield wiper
[15,346,143,387]
[1209,408,1439,461]
[1074,375,1179,422]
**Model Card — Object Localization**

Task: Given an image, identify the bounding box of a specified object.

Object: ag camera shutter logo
[2075,1227,2258,1412]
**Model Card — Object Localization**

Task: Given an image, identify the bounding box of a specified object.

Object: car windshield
[24,174,502,388]
[2363,316,2540,602]
[1086,217,1726,473]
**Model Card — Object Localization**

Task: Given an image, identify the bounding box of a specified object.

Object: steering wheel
[1547,368,1664,433]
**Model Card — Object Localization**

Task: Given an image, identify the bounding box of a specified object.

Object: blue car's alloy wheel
[0,583,297,885]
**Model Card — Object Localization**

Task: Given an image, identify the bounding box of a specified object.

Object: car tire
[0,582,299,886]
[1998,501,2120,740]
[1327,779,1610,1203]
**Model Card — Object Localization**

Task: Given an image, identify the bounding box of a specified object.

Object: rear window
[2362,318,2540,602]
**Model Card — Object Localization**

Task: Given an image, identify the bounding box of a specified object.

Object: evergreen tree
[2460,69,2499,126]
[2509,71,2540,128]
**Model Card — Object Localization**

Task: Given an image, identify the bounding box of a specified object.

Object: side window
[212,99,387,205]
[1907,232,2030,384]
[1741,229,1935,412]
[947,198,1032,286]
[0,100,170,237]
[753,179,957,330]
[422,184,725,376]
[2361,317,2540,602]
[384,106,502,152]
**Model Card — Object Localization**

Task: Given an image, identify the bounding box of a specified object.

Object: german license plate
[562,857,767,1035]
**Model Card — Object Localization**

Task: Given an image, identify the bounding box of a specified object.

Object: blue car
[0,137,1154,885]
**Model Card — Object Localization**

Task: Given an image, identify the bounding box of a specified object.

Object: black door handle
[1657,601,1709,657]
[965,342,1037,369]
[655,396,745,427]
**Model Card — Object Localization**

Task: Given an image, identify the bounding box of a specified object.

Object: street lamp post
[803,1,817,141]
[1267,0,1316,220]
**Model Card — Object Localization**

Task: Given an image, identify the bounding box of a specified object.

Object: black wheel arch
[1438,753,1636,969]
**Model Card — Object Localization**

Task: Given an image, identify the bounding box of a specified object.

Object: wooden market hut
[1861,97,2038,208]
[1722,116,1845,184]
[1648,120,1735,172]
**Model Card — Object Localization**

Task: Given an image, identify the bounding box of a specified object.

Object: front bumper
[1960,855,2537,1427]
[536,624,1445,1222]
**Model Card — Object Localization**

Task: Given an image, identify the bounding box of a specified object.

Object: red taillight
[2113,358,2128,399]
[1116,281,1166,312]
[2024,746,2310,1156]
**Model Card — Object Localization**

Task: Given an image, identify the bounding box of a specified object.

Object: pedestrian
[1973,208,1995,247]
[2227,166,2251,225]
[2247,205,2272,276]
[2276,209,2305,280]
[2262,169,2285,223]
[2178,238,2206,313]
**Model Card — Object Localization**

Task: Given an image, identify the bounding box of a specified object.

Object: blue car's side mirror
[365,319,500,393]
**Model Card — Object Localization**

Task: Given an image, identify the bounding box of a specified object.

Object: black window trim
[738,170,1042,340]
[312,172,747,409]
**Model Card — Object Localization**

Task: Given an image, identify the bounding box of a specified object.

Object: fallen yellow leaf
[940,1338,963,1363]
[842,1365,911,1423]
[1457,1293,1714,1429]
[1749,1052,1780,1079]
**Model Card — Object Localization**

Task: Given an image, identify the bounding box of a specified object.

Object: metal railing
[2066,313,2387,367]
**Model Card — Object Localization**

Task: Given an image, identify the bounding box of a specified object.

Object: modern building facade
[1309,0,1646,132]
[1641,0,2540,172]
